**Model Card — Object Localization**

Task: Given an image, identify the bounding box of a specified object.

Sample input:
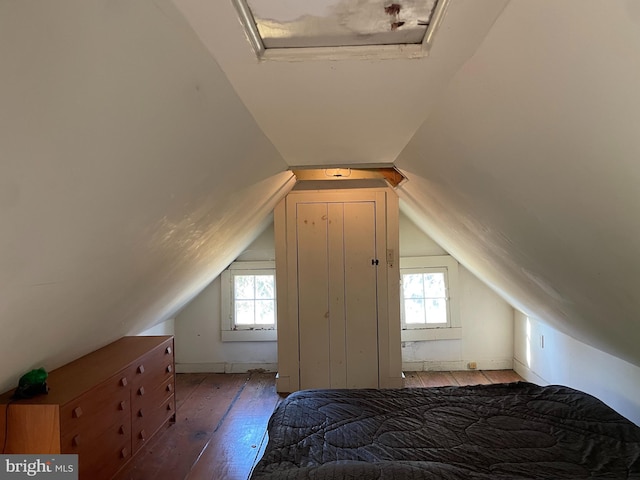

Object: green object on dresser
[13,367,48,399]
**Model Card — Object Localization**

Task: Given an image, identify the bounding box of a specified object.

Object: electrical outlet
[467,361,477,370]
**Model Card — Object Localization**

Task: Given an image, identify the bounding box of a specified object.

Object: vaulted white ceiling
[1,0,640,392]
[173,0,509,165]
[394,0,640,368]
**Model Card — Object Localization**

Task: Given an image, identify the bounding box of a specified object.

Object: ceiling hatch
[233,0,449,60]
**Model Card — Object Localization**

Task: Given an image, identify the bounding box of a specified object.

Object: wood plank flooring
[115,370,523,480]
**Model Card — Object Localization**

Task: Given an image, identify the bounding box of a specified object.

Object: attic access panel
[233,0,448,60]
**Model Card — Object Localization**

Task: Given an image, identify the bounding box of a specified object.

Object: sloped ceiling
[2,0,640,393]
[396,0,640,367]
[173,0,510,165]
[0,0,291,391]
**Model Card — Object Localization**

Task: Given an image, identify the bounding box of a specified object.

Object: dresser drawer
[62,418,131,480]
[132,376,174,413]
[132,394,175,453]
[60,372,131,435]
[131,340,174,392]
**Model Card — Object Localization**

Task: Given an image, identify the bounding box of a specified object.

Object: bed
[251,382,640,479]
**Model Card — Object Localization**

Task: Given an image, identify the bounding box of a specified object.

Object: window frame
[399,255,461,342]
[232,0,450,61]
[221,261,277,342]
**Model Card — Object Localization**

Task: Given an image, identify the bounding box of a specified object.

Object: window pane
[235,275,255,300]
[423,273,446,298]
[402,273,424,299]
[404,298,425,324]
[401,268,450,328]
[425,298,447,324]
[235,300,255,325]
[255,275,275,299]
[255,300,275,325]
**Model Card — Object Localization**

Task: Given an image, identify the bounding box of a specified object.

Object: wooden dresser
[0,336,176,480]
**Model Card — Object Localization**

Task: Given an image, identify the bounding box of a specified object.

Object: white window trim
[400,255,461,342]
[221,261,277,342]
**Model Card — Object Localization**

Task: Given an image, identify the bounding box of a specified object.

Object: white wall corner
[138,318,176,336]
[513,357,548,385]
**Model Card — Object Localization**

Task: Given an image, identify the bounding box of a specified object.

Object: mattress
[251,382,640,479]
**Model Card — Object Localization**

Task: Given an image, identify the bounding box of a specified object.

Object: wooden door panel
[343,202,379,388]
[327,203,347,388]
[296,203,331,390]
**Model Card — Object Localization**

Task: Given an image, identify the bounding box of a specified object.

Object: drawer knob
[119,425,126,435]
[166,384,173,393]
[166,365,173,373]
[138,386,145,396]
[165,346,172,355]
[119,401,126,411]
[72,407,83,419]
[139,429,146,440]
[120,377,128,387]
[167,403,173,411]
[138,409,144,417]
[72,435,80,447]
[120,448,128,459]
[137,365,145,374]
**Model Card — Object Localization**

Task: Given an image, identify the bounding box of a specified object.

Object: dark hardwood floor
[115,370,523,480]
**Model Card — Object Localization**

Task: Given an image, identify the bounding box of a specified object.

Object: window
[233,0,449,61]
[402,268,449,327]
[221,261,276,342]
[400,255,460,341]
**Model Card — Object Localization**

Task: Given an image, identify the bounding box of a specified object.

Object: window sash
[222,262,276,335]
[231,272,276,329]
[400,267,451,330]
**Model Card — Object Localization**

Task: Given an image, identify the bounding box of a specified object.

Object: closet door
[342,201,379,388]
[296,200,379,390]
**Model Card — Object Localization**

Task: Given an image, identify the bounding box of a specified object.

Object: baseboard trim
[176,362,278,374]
[513,358,548,385]
[402,358,513,372]
[178,359,517,376]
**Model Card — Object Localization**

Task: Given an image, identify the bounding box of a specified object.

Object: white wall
[395,0,640,370]
[175,210,514,373]
[514,311,640,426]
[138,318,175,336]
[399,212,514,371]
[175,224,278,373]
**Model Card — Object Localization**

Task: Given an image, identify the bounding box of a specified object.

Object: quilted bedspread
[251,382,640,479]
